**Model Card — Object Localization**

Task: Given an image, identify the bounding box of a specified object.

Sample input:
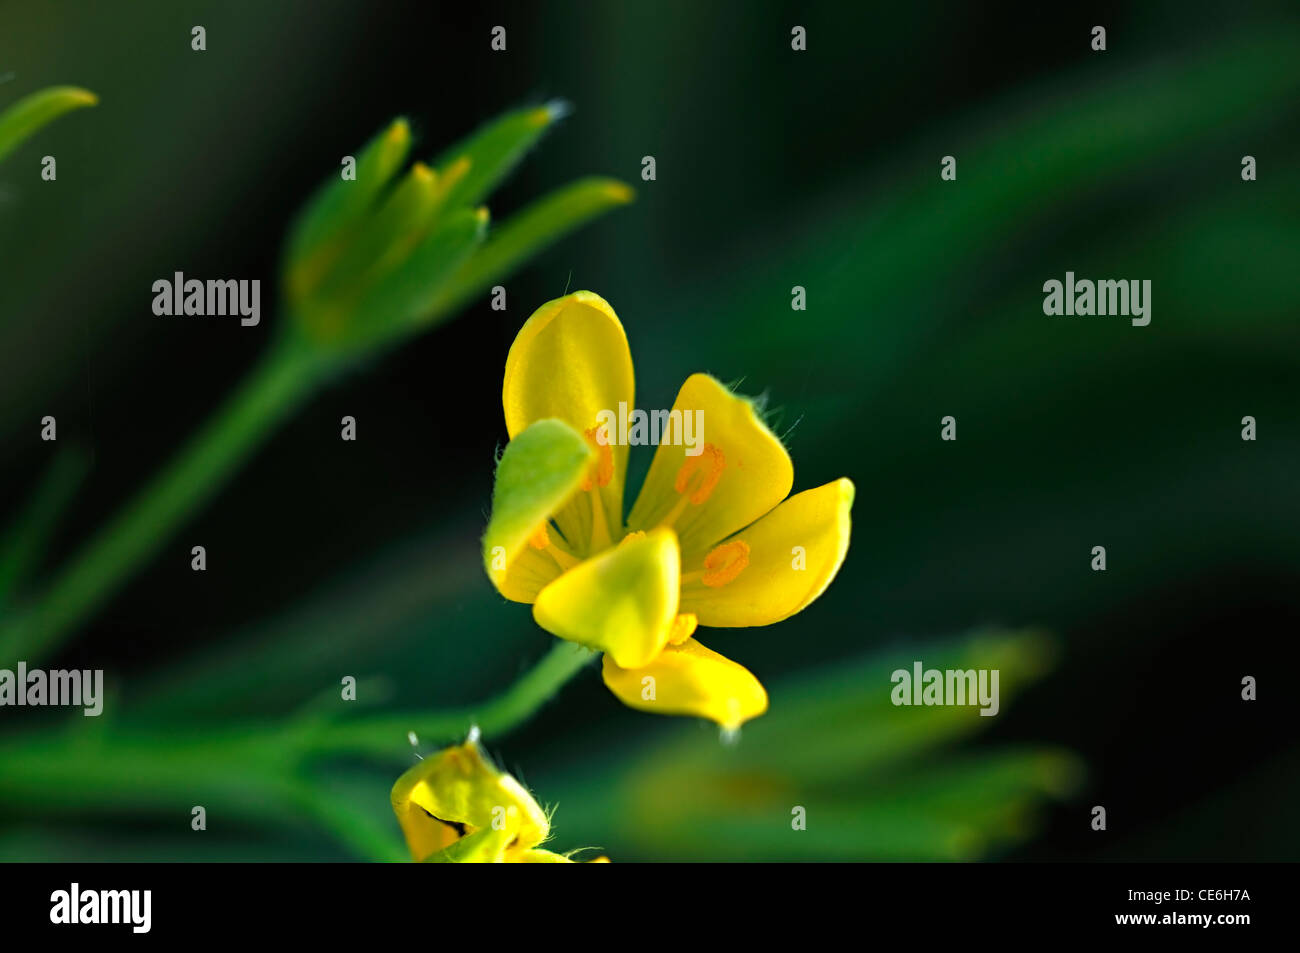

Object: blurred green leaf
[306,162,442,306]
[693,28,1300,383]
[0,446,89,607]
[430,176,635,316]
[356,205,488,339]
[300,199,489,353]
[0,85,96,165]
[283,105,631,357]
[283,117,413,295]
[541,629,1082,860]
[432,100,569,211]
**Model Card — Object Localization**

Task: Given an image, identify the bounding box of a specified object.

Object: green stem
[303,642,596,756]
[0,447,91,608]
[0,338,325,665]
[0,643,595,827]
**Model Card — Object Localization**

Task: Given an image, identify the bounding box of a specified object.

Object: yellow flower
[391,738,606,863]
[483,292,855,730]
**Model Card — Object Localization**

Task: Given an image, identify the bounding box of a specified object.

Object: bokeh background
[2,0,1298,861]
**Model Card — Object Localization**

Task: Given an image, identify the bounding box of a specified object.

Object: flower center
[529,521,579,571]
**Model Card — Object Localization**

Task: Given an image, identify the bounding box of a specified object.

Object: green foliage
[285,104,633,357]
[430,101,569,211]
[542,629,1080,860]
[0,85,96,165]
[0,448,88,609]
[429,177,635,317]
[6,9,1297,864]
[0,100,631,667]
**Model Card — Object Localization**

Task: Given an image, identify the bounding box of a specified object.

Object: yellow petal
[532,527,680,668]
[601,637,768,729]
[681,478,854,627]
[517,849,611,863]
[626,374,792,562]
[517,848,574,863]
[390,741,549,862]
[424,826,517,863]
[503,291,634,554]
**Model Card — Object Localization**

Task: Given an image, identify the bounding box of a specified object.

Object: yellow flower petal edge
[681,478,855,627]
[601,637,769,730]
[391,740,548,863]
[518,848,611,863]
[423,827,516,863]
[502,290,634,440]
[483,417,595,603]
[533,528,680,668]
[626,373,793,562]
[503,291,634,550]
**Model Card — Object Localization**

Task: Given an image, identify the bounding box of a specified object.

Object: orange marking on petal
[673,443,725,505]
[528,523,551,550]
[701,540,750,588]
[583,425,614,489]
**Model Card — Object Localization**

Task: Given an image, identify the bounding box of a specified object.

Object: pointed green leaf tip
[282,101,629,360]
[429,176,634,317]
[0,86,97,165]
[284,117,414,297]
[483,418,595,583]
[432,100,571,212]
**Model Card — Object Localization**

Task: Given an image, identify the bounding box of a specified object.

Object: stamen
[526,522,579,571]
[576,425,617,550]
[667,613,698,645]
[587,426,614,487]
[528,523,551,550]
[657,443,726,529]
[580,425,614,492]
[527,521,580,571]
[673,443,725,504]
[701,540,750,588]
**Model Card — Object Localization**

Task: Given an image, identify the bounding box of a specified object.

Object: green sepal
[483,419,595,588]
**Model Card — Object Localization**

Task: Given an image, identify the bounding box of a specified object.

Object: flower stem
[0,643,596,832]
[0,337,325,665]
[304,642,596,756]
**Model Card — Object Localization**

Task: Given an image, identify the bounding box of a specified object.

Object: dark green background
[2,1,1297,861]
